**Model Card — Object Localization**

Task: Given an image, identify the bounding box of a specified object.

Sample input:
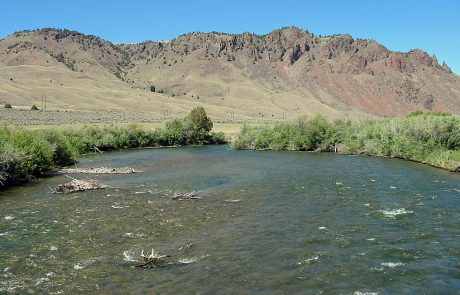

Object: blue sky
[1,0,459,73]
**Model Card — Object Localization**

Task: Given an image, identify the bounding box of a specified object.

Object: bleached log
[172,191,200,200]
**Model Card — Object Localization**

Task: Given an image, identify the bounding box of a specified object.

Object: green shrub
[160,119,188,145]
[0,108,225,188]
[0,128,54,180]
[211,132,226,144]
[4,103,12,109]
[231,113,460,170]
[231,116,340,151]
[342,113,460,165]
[40,129,77,166]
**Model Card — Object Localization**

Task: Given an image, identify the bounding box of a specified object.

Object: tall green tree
[185,107,213,132]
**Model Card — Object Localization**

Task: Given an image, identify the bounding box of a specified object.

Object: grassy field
[0,108,270,131]
[0,108,266,140]
[27,122,246,135]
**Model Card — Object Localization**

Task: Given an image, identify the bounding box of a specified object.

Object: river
[1,145,459,294]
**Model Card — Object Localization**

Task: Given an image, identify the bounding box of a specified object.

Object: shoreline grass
[0,107,225,188]
[230,112,460,172]
[1,111,458,190]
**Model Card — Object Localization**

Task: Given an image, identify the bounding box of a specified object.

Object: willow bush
[231,112,460,170]
[0,107,225,187]
[231,116,342,151]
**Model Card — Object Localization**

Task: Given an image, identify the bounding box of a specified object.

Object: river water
[0,145,459,294]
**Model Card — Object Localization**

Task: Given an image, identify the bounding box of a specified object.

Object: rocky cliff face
[0,27,459,119]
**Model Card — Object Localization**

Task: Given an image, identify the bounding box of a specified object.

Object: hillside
[0,27,459,122]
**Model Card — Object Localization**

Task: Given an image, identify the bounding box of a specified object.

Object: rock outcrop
[0,27,459,119]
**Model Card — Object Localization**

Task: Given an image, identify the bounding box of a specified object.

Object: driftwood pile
[59,167,140,174]
[172,191,200,200]
[51,178,107,193]
[52,166,140,193]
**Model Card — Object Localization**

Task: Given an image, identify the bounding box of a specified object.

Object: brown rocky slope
[0,27,459,121]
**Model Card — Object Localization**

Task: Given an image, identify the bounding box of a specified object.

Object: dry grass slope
[0,27,459,122]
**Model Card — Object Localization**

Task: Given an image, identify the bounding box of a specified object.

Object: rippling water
[0,146,459,294]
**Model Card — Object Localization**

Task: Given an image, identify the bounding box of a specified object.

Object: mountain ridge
[0,27,459,120]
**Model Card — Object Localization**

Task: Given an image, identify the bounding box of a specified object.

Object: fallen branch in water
[0,172,7,186]
[59,167,140,174]
[174,243,193,253]
[135,249,171,268]
[172,191,200,200]
[51,176,108,193]
[92,146,103,154]
[134,243,194,268]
